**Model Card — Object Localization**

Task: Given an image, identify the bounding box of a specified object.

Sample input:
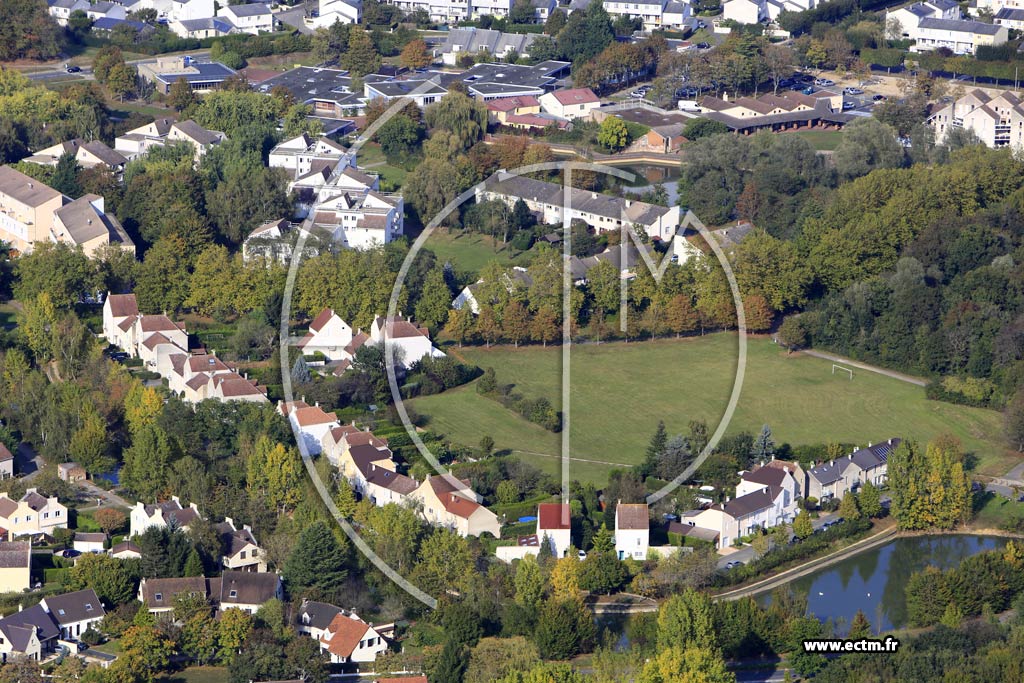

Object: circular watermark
[280,93,746,609]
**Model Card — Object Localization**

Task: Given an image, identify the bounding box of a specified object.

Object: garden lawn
[422,229,529,273]
[779,129,844,151]
[156,667,228,683]
[410,334,1016,486]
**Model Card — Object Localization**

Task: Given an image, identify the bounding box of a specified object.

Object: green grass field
[422,229,529,273]
[779,129,844,151]
[410,334,1016,486]
[156,667,228,683]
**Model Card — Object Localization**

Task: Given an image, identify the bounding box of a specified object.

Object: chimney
[225,517,233,528]
[591,192,598,199]
[18,604,22,613]
[888,438,892,444]
[301,395,306,404]
[868,441,872,447]
[829,460,834,467]
[723,92,729,102]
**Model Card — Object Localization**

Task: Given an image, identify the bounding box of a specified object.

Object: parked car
[725,561,741,569]
[814,78,835,87]
[843,86,863,95]
[872,94,887,102]
[802,86,816,95]
[842,101,856,110]
[65,65,81,73]
[696,42,711,49]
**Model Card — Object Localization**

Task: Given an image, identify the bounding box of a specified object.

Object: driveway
[15,443,42,480]
[275,1,314,34]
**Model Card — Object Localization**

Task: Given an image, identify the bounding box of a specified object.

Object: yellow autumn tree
[124,382,163,437]
[246,436,303,512]
[550,552,581,602]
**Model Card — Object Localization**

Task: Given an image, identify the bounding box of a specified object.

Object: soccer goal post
[832,364,853,380]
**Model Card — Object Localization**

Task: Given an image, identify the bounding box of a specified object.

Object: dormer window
[229,590,238,599]
[155,593,163,601]
[85,604,93,611]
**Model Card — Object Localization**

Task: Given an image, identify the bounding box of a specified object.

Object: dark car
[872,94,887,101]
[696,42,711,49]
[66,66,81,73]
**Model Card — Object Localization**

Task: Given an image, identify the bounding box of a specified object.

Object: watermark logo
[281,95,746,607]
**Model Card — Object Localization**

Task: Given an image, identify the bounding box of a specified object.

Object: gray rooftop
[153,60,236,85]
[440,27,538,57]
[917,17,1005,34]
[223,2,271,15]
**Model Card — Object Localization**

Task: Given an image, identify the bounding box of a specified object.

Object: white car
[814,78,835,87]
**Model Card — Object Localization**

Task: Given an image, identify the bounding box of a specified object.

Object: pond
[756,535,1008,632]
[606,163,682,205]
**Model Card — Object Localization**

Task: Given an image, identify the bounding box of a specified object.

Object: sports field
[409,334,1016,486]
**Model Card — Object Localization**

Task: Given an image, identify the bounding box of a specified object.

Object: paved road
[734,668,789,683]
[798,349,928,387]
[76,479,132,510]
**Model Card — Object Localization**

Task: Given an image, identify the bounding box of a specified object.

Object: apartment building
[887,0,1007,53]
[929,90,1024,151]
[0,166,133,257]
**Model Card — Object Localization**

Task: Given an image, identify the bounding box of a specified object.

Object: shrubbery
[715,517,873,586]
[476,367,561,432]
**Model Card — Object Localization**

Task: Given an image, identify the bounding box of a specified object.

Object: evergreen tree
[283,522,351,598]
[657,588,716,651]
[341,28,382,78]
[432,638,467,683]
[51,153,82,198]
[751,424,775,461]
[848,610,872,638]
[534,598,595,660]
[183,548,204,577]
[291,355,311,385]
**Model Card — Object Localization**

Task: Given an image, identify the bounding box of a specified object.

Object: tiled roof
[615,503,649,530]
[0,166,60,207]
[107,293,138,318]
[43,589,104,625]
[0,541,29,568]
[321,612,370,658]
[538,502,571,530]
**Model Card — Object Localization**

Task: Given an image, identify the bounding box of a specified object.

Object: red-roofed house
[319,612,388,664]
[367,313,445,368]
[537,502,572,557]
[486,95,541,125]
[288,404,340,455]
[412,475,500,538]
[299,308,354,361]
[539,88,601,120]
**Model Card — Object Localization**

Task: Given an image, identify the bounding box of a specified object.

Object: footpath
[714,524,899,601]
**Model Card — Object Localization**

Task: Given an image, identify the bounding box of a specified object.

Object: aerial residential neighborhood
[2,0,1024,680]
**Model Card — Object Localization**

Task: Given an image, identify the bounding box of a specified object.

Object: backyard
[410,334,1017,486]
[422,228,531,273]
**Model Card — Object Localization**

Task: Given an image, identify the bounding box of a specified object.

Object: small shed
[58,462,87,483]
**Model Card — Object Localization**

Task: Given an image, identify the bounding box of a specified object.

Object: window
[155,593,163,601]
[229,590,238,599]
[58,609,65,616]
[85,604,93,611]
[55,510,60,516]
[43,513,48,519]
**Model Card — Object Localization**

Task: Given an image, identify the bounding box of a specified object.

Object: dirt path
[798,349,928,387]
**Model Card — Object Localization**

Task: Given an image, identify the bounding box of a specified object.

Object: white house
[887,1,1007,54]
[216,571,282,614]
[298,309,354,361]
[216,518,267,572]
[690,486,790,549]
[297,600,345,641]
[311,0,363,26]
[72,533,107,554]
[48,0,90,26]
[537,502,572,558]
[285,402,340,456]
[319,612,388,664]
[539,88,601,120]
[23,139,128,176]
[722,0,767,24]
[614,503,649,561]
[366,314,445,369]
[114,117,226,163]
[40,589,106,640]
[268,134,352,184]
[130,497,202,538]
[170,0,215,22]
[477,172,681,242]
[217,2,274,33]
